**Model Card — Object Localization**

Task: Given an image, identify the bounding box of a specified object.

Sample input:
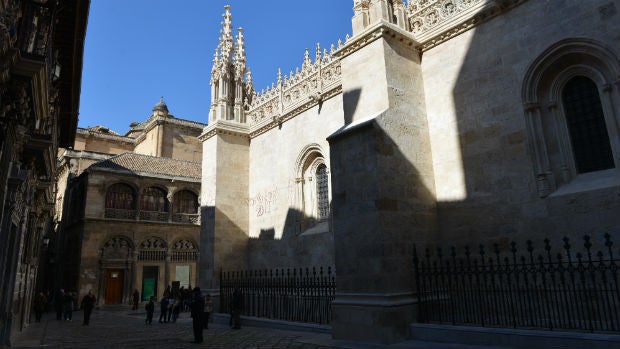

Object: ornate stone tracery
[405,0,528,50]
[139,237,167,250]
[102,236,133,259]
[172,239,197,251]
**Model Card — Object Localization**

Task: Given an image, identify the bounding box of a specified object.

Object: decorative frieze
[246,42,343,137]
[406,0,528,51]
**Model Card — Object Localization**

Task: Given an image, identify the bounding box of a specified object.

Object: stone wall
[422,0,620,248]
[245,93,344,270]
[73,135,133,154]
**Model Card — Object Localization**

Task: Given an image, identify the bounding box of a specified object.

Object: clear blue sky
[78,1,354,134]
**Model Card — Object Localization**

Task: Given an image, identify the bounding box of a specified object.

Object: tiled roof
[89,153,201,180]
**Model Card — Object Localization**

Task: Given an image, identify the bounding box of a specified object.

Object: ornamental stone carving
[173,239,196,251]
[139,238,167,249]
[102,236,133,259]
[406,0,528,50]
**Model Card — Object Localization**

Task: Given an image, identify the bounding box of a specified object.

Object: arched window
[173,190,198,214]
[316,164,329,220]
[293,144,331,233]
[141,187,167,212]
[105,183,135,210]
[522,38,620,197]
[562,76,614,173]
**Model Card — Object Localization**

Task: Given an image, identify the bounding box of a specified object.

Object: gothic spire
[234,27,246,81]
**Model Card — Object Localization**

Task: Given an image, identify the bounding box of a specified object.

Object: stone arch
[101,235,134,260]
[292,143,331,232]
[521,38,620,197]
[294,143,328,179]
[104,182,138,220]
[138,185,169,221]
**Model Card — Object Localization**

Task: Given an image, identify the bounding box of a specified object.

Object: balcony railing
[105,208,137,220]
[172,213,200,224]
[170,251,197,262]
[104,208,199,225]
[138,250,166,261]
[139,210,168,222]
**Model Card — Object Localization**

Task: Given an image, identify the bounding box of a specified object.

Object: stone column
[198,121,250,310]
[328,23,437,344]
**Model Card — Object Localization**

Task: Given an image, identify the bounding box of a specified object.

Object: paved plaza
[5,307,511,349]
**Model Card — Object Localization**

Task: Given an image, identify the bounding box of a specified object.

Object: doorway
[104,269,124,304]
[142,266,159,301]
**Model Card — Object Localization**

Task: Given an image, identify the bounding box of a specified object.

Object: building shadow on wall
[444,6,620,251]
[248,207,335,269]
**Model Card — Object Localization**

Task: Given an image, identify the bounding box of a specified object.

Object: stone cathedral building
[199,0,620,344]
[55,100,205,305]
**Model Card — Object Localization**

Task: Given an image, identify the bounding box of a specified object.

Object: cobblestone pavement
[7,307,511,349]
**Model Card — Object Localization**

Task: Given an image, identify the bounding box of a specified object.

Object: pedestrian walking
[190,287,204,343]
[54,288,64,321]
[230,288,243,329]
[80,290,97,326]
[132,289,140,310]
[145,296,155,324]
[203,294,213,329]
[158,295,168,323]
[171,297,181,323]
[63,291,75,321]
[33,292,47,322]
[166,295,174,322]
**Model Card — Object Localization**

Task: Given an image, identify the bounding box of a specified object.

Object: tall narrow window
[105,183,135,210]
[562,76,614,173]
[316,164,329,220]
[141,187,167,212]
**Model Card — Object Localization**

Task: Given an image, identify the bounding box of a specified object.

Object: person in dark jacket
[145,296,155,324]
[80,290,97,326]
[33,292,47,322]
[230,288,243,329]
[158,295,168,323]
[132,289,140,310]
[63,291,75,321]
[54,289,64,320]
[190,287,204,343]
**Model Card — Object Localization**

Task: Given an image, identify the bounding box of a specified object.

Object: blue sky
[78,1,354,134]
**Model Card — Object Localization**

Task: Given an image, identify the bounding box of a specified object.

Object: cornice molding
[248,84,342,139]
[336,20,419,60]
[198,120,250,142]
[88,166,201,183]
[77,128,136,144]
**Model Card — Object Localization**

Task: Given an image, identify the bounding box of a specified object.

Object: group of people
[34,285,245,344]
[142,286,241,344]
[32,289,97,326]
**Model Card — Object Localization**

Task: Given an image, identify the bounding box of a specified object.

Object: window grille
[316,164,329,220]
[105,183,135,210]
[141,187,167,212]
[173,190,198,214]
[562,76,614,173]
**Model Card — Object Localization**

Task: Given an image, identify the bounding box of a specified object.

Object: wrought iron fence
[414,234,619,333]
[220,266,335,324]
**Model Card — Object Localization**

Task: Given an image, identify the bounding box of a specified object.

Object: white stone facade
[200,0,620,344]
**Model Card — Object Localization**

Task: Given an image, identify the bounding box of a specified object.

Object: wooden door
[104,269,124,304]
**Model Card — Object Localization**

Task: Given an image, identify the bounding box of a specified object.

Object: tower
[199,5,251,298]
[208,5,253,124]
